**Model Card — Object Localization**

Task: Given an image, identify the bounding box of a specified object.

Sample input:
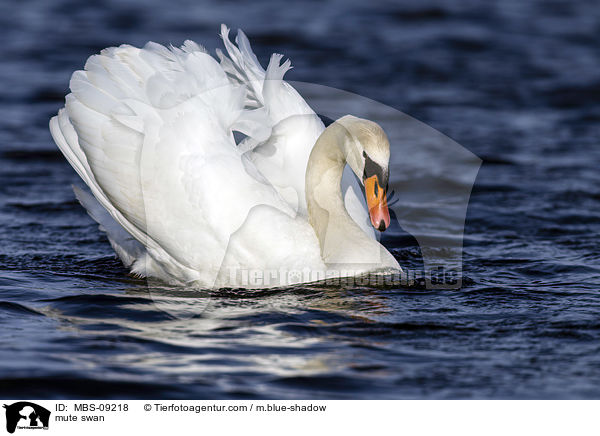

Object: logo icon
[3,402,50,434]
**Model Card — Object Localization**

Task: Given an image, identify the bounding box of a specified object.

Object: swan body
[50,25,400,288]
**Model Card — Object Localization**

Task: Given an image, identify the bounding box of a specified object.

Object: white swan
[49,25,400,288]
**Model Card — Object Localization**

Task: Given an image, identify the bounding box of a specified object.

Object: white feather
[50,26,380,288]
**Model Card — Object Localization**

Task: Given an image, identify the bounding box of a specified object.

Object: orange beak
[364,175,390,231]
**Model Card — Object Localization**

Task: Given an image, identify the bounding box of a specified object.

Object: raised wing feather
[51,41,295,286]
[218,26,375,238]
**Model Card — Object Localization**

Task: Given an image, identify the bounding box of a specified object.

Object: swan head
[336,115,391,232]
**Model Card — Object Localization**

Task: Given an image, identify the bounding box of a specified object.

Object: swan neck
[305,122,356,253]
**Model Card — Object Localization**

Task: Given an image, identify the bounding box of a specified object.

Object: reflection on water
[28,280,463,399]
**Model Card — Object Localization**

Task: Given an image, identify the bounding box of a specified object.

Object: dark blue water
[1,0,600,399]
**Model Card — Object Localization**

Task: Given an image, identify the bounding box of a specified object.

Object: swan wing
[50,41,307,286]
[217,26,322,215]
[72,184,145,269]
[218,27,375,238]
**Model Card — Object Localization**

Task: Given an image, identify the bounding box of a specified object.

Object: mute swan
[49,25,400,288]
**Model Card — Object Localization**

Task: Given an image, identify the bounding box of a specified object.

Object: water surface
[1,0,599,399]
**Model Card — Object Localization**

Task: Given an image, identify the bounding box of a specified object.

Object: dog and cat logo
[3,402,50,434]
